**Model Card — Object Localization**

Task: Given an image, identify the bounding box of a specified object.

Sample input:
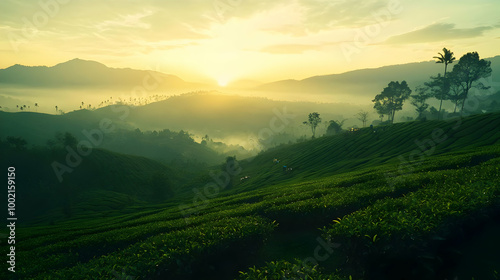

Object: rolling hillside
[125,92,363,138]
[0,109,226,166]
[0,141,182,224]
[2,112,499,279]
[233,112,500,192]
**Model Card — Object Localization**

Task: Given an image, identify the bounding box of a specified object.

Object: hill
[125,92,365,139]
[0,58,208,91]
[2,56,499,113]
[0,110,226,166]
[255,55,500,103]
[3,112,499,279]
[233,112,500,191]
[0,140,180,224]
[0,92,371,154]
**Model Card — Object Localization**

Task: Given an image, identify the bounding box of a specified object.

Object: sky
[1,0,499,85]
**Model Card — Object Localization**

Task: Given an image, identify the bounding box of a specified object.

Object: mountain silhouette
[0,58,207,91]
[255,55,500,100]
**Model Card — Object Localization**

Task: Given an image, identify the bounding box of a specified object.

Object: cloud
[260,44,323,54]
[384,23,495,44]
[252,0,401,36]
[259,40,343,54]
[298,0,388,30]
[95,10,153,31]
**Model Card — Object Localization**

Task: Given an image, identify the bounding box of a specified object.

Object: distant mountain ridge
[1,56,499,102]
[255,55,500,100]
[0,58,208,91]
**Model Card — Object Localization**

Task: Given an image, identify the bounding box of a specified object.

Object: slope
[232,112,500,193]
[2,112,499,280]
[0,141,180,224]
[0,110,226,166]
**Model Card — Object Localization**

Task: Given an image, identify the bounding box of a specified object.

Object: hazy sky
[1,0,499,85]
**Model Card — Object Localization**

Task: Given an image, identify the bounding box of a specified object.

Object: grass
[1,112,500,279]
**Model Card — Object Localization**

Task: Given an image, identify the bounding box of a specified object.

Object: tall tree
[303,112,322,138]
[445,71,465,113]
[356,111,369,127]
[433,48,455,119]
[410,86,431,119]
[451,52,492,115]
[372,81,412,123]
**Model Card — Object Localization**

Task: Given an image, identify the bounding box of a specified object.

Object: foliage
[2,112,500,279]
[433,47,456,119]
[6,136,27,151]
[326,119,345,135]
[356,111,369,127]
[451,52,492,114]
[410,86,432,119]
[303,112,322,138]
[238,259,348,280]
[373,81,412,123]
[322,161,500,278]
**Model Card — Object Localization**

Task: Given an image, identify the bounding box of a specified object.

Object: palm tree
[55,105,58,112]
[35,103,38,112]
[433,48,456,119]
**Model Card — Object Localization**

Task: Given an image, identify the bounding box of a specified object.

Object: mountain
[0,58,209,91]
[255,55,500,102]
[2,56,498,108]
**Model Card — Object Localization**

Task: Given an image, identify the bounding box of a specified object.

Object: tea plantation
[2,113,500,279]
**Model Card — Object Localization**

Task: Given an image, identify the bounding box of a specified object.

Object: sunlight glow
[217,79,229,87]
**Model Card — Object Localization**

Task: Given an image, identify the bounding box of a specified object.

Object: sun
[217,79,229,87]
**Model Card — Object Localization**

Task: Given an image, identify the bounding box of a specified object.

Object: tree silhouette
[326,119,345,135]
[6,136,27,151]
[35,103,38,112]
[55,105,58,112]
[303,112,322,138]
[410,86,431,119]
[356,111,369,127]
[56,132,78,148]
[433,48,455,119]
[451,52,492,115]
[446,71,466,113]
[372,81,412,124]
